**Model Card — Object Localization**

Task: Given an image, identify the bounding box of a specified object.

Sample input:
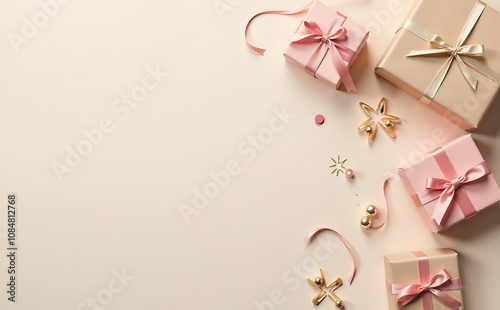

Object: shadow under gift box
[284,0,369,90]
[385,249,464,310]
[398,134,500,233]
[375,0,500,130]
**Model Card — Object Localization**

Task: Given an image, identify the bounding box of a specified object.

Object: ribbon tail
[424,56,454,100]
[305,42,330,77]
[370,176,390,230]
[328,42,356,92]
[429,289,462,310]
[455,55,478,90]
[432,187,456,225]
[462,56,500,85]
[244,1,315,55]
[305,227,357,284]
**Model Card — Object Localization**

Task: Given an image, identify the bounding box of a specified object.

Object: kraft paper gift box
[283,0,369,91]
[385,249,464,310]
[375,0,500,130]
[398,134,500,233]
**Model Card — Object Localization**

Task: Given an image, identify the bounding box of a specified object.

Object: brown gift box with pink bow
[385,249,464,310]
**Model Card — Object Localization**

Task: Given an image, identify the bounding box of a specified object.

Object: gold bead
[366,126,373,133]
[366,205,377,216]
[336,299,344,308]
[360,216,371,228]
[314,277,323,285]
[385,120,393,127]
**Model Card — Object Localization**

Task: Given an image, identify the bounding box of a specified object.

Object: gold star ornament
[357,97,400,141]
[329,155,347,176]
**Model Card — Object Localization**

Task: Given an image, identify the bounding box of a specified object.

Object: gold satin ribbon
[403,1,500,101]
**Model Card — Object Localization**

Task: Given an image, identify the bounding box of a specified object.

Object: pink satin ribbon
[370,175,391,230]
[425,147,489,225]
[244,1,357,92]
[305,227,356,284]
[285,19,356,92]
[245,1,314,55]
[388,251,462,310]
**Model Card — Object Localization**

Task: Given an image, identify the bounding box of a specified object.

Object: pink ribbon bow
[286,21,356,92]
[426,161,490,225]
[396,269,462,310]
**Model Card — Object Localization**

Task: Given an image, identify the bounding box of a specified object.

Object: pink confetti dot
[315,114,325,125]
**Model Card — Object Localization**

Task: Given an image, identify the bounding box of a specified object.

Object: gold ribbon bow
[403,1,500,101]
[407,33,484,90]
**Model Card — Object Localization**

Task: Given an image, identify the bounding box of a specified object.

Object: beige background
[0,0,499,309]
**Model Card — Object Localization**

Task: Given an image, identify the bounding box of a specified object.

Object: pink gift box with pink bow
[399,134,500,233]
[283,1,369,92]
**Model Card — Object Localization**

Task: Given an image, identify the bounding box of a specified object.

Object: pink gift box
[399,134,500,232]
[283,1,369,90]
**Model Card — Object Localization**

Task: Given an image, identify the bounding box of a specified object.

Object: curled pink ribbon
[395,269,462,310]
[285,20,356,92]
[370,175,391,230]
[426,161,490,225]
[305,227,356,284]
[245,1,314,55]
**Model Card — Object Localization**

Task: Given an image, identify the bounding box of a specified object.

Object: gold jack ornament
[307,269,344,308]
